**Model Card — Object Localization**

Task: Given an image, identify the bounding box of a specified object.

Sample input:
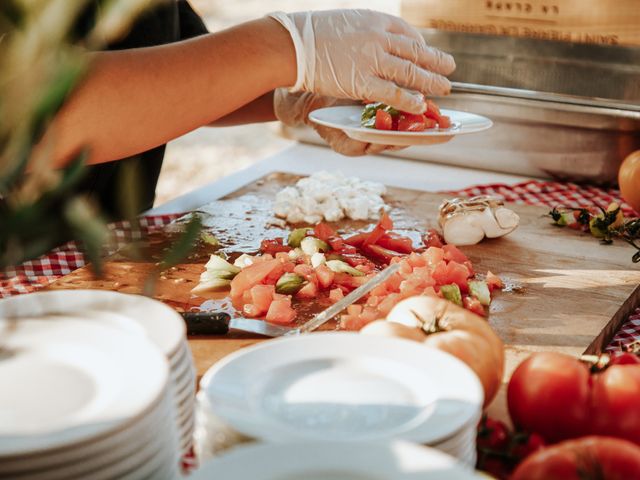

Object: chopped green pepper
[440,284,463,306]
[468,280,491,306]
[361,103,399,128]
[275,273,306,294]
[325,259,364,277]
[200,231,220,248]
[287,227,312,248]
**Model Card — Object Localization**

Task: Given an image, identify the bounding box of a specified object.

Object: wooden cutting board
[47,172,640,422]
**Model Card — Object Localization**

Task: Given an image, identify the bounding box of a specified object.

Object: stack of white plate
[0,290,196,456]
[197,333,483,469]
[192,440,484,479]
[0,316,179,479]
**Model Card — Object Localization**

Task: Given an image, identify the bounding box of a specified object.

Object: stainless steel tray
[422,29,640,104]
[452,83,640,113]
[424,92,640,183]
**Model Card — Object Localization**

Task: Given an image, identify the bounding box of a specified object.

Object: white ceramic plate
[0,317,168,457]
[0,290,185,358]
[202,333,483,445]
[308,106,492,146]
[191,440,481,480]
[9,410,175,480]
[0,387,172,474]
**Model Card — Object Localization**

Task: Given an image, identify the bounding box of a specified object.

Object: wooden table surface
[48,173,640,422]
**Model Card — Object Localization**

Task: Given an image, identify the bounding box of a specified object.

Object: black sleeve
[77,1,209,221]
[178,1,209,39]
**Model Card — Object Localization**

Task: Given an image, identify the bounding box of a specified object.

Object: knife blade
[180,262,401,337]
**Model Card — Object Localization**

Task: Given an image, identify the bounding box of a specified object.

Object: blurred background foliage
[0,0,200,276]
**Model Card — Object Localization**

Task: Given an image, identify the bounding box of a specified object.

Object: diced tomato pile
[340,244,501,330]
[226,213,502,326]
[373,100,451,132]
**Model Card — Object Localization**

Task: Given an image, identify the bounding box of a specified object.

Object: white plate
[435,422,478,451]
[308,106,492,146]
[169,340,191,369]
[7,408,175,480]
[0,389,172,475]
[202,333,482,445]
[0,290,185,358]
[0,317,168,457]
[191,440,481,480]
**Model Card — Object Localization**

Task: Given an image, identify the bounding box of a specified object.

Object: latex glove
[269,9,455,114]
[274,89,452,156]
[274,89,406,156]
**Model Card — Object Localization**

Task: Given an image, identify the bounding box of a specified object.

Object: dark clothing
[78,1,207,220]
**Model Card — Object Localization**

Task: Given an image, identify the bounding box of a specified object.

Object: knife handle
[180,311,230,335]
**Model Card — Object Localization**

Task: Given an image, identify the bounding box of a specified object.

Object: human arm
[47,9,455,168]
[211,92,277,127]
[47,17,294,168]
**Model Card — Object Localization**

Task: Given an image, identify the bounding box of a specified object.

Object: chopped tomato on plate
[375,109,393,130]
[397,113,427,132]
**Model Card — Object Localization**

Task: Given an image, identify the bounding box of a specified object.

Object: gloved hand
[274,89,405,156]
[269,9,455,114]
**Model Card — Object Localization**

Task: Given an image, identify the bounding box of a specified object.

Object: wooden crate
[402,0,640,46]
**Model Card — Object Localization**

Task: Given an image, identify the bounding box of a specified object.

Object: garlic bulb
[438,196,519,246]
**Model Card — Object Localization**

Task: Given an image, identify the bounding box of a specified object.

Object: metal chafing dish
[284,31,640,184]
[422,84,640,183]
[412,30,640,183]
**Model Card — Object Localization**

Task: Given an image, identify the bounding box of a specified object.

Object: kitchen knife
[180,262,401,337]
[181,311,295,337]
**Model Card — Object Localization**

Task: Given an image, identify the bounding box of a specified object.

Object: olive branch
[0,0,201,284]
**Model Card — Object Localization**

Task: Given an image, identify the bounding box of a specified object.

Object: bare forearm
[211,91,276,127]
[48,17,294,167]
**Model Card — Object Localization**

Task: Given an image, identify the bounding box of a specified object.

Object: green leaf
[41,149,88,200]
[361,102,399,128]
[157,214,202,271]
[144,214,202,296]
[31,59,87,143]
[0,143,31,195]
[63,197,110,277]
[0,0,23,28]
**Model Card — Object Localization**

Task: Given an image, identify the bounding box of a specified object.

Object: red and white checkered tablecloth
[0,214,182,298]
[447,180,638,217]
[1,180,638,351]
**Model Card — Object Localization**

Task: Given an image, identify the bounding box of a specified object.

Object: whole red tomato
[477,417,510,451]
[511,436,640,480]
[590,358,640,442]
[508,352,640,444]
[511,432,546,460]
[609,351,640,365]
[508,352,591,442]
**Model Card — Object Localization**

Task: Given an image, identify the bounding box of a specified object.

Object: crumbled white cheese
[274,171,388,224]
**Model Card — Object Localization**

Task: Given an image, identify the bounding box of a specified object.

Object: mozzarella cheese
[274,171,388,223]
